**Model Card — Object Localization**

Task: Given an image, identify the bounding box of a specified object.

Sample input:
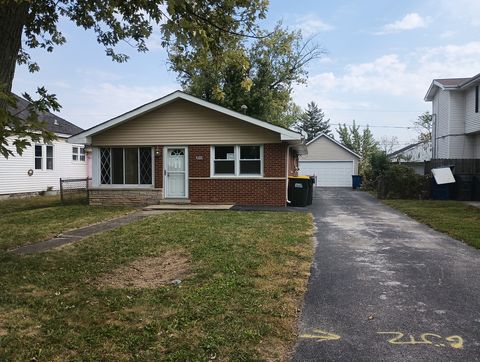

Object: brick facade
[106,143,294,206]
[187,143,288,206]
[154,147,163,189]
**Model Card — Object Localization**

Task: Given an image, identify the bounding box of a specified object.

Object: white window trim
[98,147,154,187]
[46,145,54,170]
[34,144,43,170]
[210,145,264,178]
[72,146,86,162]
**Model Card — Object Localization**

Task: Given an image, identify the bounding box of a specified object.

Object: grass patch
[0,196,131,250]
[383,199,480,249]
[0,211,313,361]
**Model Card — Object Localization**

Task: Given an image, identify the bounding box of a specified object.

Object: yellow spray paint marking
[300,329,341,342]
[377,332,464,349]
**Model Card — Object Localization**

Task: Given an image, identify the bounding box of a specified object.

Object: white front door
[165,147,188,198]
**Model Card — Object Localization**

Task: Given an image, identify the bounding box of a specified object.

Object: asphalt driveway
[294,188,480,362]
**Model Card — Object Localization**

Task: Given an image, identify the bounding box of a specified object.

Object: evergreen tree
[295,101,332,141]
[336,120,378,160]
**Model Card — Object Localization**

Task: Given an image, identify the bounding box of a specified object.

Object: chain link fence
[59,178,91,204]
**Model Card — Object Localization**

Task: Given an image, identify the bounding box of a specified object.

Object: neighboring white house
[388,141,432,162]
[0,95,88,196]
[299,133,361,187]
[388,141,432,175]
[425,73,480,159]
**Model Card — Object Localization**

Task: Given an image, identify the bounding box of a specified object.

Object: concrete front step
[143,204,233,211]
[159,198,191,204]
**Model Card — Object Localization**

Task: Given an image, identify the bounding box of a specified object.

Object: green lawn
[0,196,132,250]
[383,199,480,249]
[0,210,313,361]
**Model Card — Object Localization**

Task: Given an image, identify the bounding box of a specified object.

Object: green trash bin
[288,176,310,207]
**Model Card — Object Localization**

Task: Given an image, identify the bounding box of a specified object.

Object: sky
[12,0,480,149]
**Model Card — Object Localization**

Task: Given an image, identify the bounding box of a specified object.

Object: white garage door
[299,161,353,187]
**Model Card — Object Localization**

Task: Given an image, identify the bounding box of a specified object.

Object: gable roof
[9,94,83,136]
[387,141,427,158]
[424,73,480,101]
[69,90,302,145]
[306,133,361,159]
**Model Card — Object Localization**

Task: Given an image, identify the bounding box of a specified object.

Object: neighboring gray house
[425,73,480,159]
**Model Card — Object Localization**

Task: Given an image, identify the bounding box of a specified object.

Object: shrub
[361,151,391,190]
[377,164,429,199]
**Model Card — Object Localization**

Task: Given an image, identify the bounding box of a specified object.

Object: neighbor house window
[46,145,54,170]
[34,145,42,169]
[212,145,263,176]
[476,86,479,113]
[72,147,86,161]
[100,147,152,185]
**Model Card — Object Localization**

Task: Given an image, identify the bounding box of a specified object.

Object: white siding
[465,86,480,134]
[0,136,88,195]
[448,135,473,159]
[449,91,466,134]
[433,90,449,138]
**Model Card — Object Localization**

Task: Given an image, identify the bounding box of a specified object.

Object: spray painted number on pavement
[378,332,464,349]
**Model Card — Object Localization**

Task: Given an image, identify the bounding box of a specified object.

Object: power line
[331,122,415,129]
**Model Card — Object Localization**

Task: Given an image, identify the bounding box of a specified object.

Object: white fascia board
[68,90,301,143]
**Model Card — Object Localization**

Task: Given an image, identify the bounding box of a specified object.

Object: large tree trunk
[0,1,29,101]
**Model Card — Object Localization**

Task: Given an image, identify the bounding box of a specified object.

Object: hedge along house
[69,91,307,206]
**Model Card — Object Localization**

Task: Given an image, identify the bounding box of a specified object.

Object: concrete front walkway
[294,188,480,362]
[9,212,151,254]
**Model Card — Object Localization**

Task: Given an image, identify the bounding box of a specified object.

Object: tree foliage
[295,101,332,141]
[1,0,268,157]
[168,23,324,127]
[414,111,433,143]
[336,120,378,159]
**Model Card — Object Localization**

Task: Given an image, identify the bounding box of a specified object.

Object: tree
[379,135,399,154]
[414,111,432,143]
[168,23,324,127]
[336,120,378,160]
[295,101,332,141]
[0,0,268,157]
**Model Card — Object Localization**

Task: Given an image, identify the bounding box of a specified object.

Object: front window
[72,146,86,161]
[100,147,152,185]
[35,145,42,170]
[46,145,53,170]
[212,145,263,176]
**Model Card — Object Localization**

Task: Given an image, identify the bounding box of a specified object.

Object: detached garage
[299,133,361,187]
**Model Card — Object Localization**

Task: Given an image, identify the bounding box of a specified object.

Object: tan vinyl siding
[92,99,281,146]
[300,136,359,174]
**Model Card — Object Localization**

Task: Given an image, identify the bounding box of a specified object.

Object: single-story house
[298,133,360,187]
[69,91,307,206]
[388,140,432,175]
[0,95,88,197]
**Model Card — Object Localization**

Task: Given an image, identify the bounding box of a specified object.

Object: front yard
[0,210,313,361]
[384,199,480,249]
[0,196,131,250]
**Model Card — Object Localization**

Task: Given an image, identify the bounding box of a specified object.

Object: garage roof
[306,133,361,159]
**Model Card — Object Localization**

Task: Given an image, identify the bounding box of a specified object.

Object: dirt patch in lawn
[96,250,192,289]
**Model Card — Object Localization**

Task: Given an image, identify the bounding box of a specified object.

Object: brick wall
[189,179,286,206]
[188,143,287,206]
[154,147,163,188]
[89,189,163,206]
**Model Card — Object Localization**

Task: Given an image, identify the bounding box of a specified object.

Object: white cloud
[61,82,177,128]
[293,14,333,36]
[440,0,480,26]
[303,41,480,100]
[376,13,429,35]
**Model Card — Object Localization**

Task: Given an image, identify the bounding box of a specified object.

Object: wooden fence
[424,159,480,175]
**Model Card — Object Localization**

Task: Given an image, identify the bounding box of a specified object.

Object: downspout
[286,145,291,204]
